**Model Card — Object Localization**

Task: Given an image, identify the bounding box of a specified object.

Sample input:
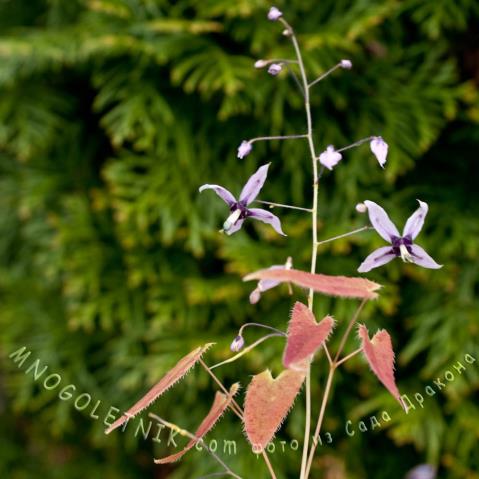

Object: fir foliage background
[0,0,478,478]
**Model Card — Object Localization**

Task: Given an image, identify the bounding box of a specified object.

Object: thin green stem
[336,347,362,367]
[334,299,367,363]
[304,366,336,477]
[199,359,244,419]
[238,322,286,337]
[249,134,307,144]
[308,62,343,88]
[255,200,312,212]
[316,226,372,247]
[335,136,374,153]
[210,334,284,370]
[149,413,242,479]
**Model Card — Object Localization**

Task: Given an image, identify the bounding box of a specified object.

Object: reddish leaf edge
[283,302,336,370]
[243,268,381,300]
[243,368,306,452]
[105,343,215,434]
[154,383,239,464]
[358,325,405,410]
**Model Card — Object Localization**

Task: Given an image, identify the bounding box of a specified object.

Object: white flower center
[399,244,414,263]
[223,209,242,232]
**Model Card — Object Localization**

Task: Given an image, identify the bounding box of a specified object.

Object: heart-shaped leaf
[106,343,214,434]
[283,302,335,369]
[154,383,239,464]
[244,368,305,451]
[358,325,402,407]
[243,268,381,299]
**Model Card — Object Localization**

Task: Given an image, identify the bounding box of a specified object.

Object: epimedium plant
[105,7,442,479]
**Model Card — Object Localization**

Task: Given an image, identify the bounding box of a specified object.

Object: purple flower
[237,140,253,159]
[199,164,286,236]
[267,7,283,21]
[358,200,442,273]
[405,464,436,479]
[319,145,342,170]
[249,257,293,304]
[230,335,245,352]
[340,59,352,69]
[268,63,283,76]
[370,136,388,167]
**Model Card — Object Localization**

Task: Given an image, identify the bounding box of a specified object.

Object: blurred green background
[1,0,478,478]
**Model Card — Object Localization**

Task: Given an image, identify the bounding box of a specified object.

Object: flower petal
[248,208,286,236]
[199,184,236,207]
[224,218,244,235]
[358,246,396,273]
[370,137,388,168]
[239,164,270,205]
[406,464,436,479]
[410,244,442,269]
[402,200,428,240]
[268,63,283,76]
[319,145,342,170]
[267,6,283,21]
[363,200,400,242]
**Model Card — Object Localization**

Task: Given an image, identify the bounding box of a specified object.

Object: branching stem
[255,200,312,212]
[198,359,277,479]
[316,226,372,247]
[149,413,242,479]
[249,134,307,144]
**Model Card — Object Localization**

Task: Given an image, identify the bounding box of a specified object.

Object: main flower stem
[280,18,319,479]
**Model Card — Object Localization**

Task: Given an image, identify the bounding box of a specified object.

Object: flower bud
[370,136,388,168]
[355,203,367,213]
[268,63,283,76]
[267,7,283,21]
[254,59,268,69]
[237,140,253,159]
[230,335,245,352]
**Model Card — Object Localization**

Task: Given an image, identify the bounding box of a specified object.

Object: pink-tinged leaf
[358,325,403,407]
[105,343,214,434]
[243,268,381,300]
[244,368,305,451]
[283,302,335,369]
[154,383,239,464]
